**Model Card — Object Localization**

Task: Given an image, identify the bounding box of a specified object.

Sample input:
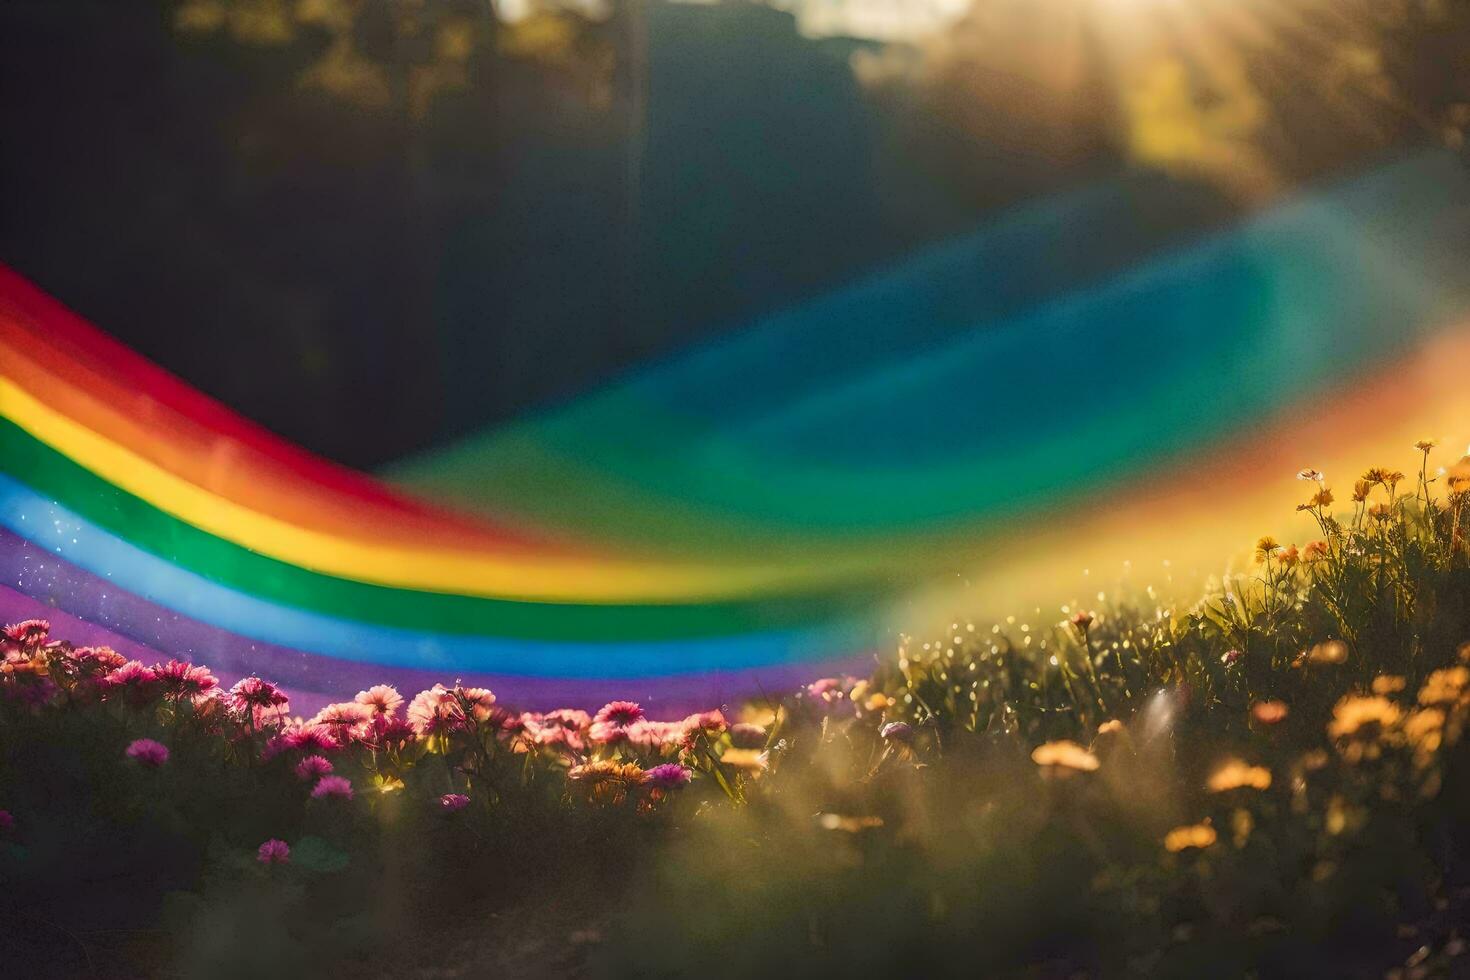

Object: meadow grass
[1,446,1468,977]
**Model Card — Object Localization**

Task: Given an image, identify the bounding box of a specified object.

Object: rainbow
[4,151,1470,712]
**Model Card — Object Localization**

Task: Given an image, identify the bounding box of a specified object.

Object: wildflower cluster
[0,619,774,836]
[2,446,1469,977]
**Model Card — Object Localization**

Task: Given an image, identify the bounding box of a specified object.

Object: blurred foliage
[171,0,618,114]
[858,0,1470,208]
[4,1,1466,467]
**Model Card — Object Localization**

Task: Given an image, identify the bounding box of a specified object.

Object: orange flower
[1418,667,1470,707]
[1251,700,1289,725]
[1207,759,1272,792]
[567,760,646,805]
[1328,695,1400,739]
[1164,823,1217,852]
[1031,740,1100,774]
[1370,675,1406,695]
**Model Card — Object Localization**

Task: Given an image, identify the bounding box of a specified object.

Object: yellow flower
[1415,439,1438,453]
[1254,536,1282,563]
[1297,487,1334,512]
[1449,457,1470,494]
[567,761,646,805]
[1327,695,1401,739]
[1352,478,1373,502]
[1418,667,1470,707]
[1164,823,1217,852]
[1362,467,1395,485]
[865,692,895,712]
[740,705,779,728]
[719,748,769,772]
[1370,675,1407,695]
[1207,758,1272,792]
[1368,502,1393,522]
[1031,740,1100,774]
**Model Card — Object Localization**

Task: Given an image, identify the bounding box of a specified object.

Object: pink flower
[803,677,856,715]
[456,687,497,722]
[682,709,728,734]
[287,723,342,754]
[526,721,585,753]
[309,702,374,744]
[729,723,768,749]
[227,676,289,710]
[438,793,470,812]
[153,660,218,702]
[294,755,334,781]
[102,660,160,703]
[494,708,528,737]
[407,685,461,736]
[365,715,417,750]
[2,619,50,651]
[68,646,127,672]
[624,720,685,753]
[310,775,353,800]
[0,809,13,833]
[260,733,295,762]
[523,709,590,751]
[594,700,645,727]
[353,685,403,717]
[590,700,645,743]
[125,738,169,767]
[1221,649,1243,667]
[263,722,341,760]
[643,763,693,789]
[257,839,290,865]
[541,708,592,731]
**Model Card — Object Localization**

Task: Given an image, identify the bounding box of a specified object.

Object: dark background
[3,0,1464,467]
